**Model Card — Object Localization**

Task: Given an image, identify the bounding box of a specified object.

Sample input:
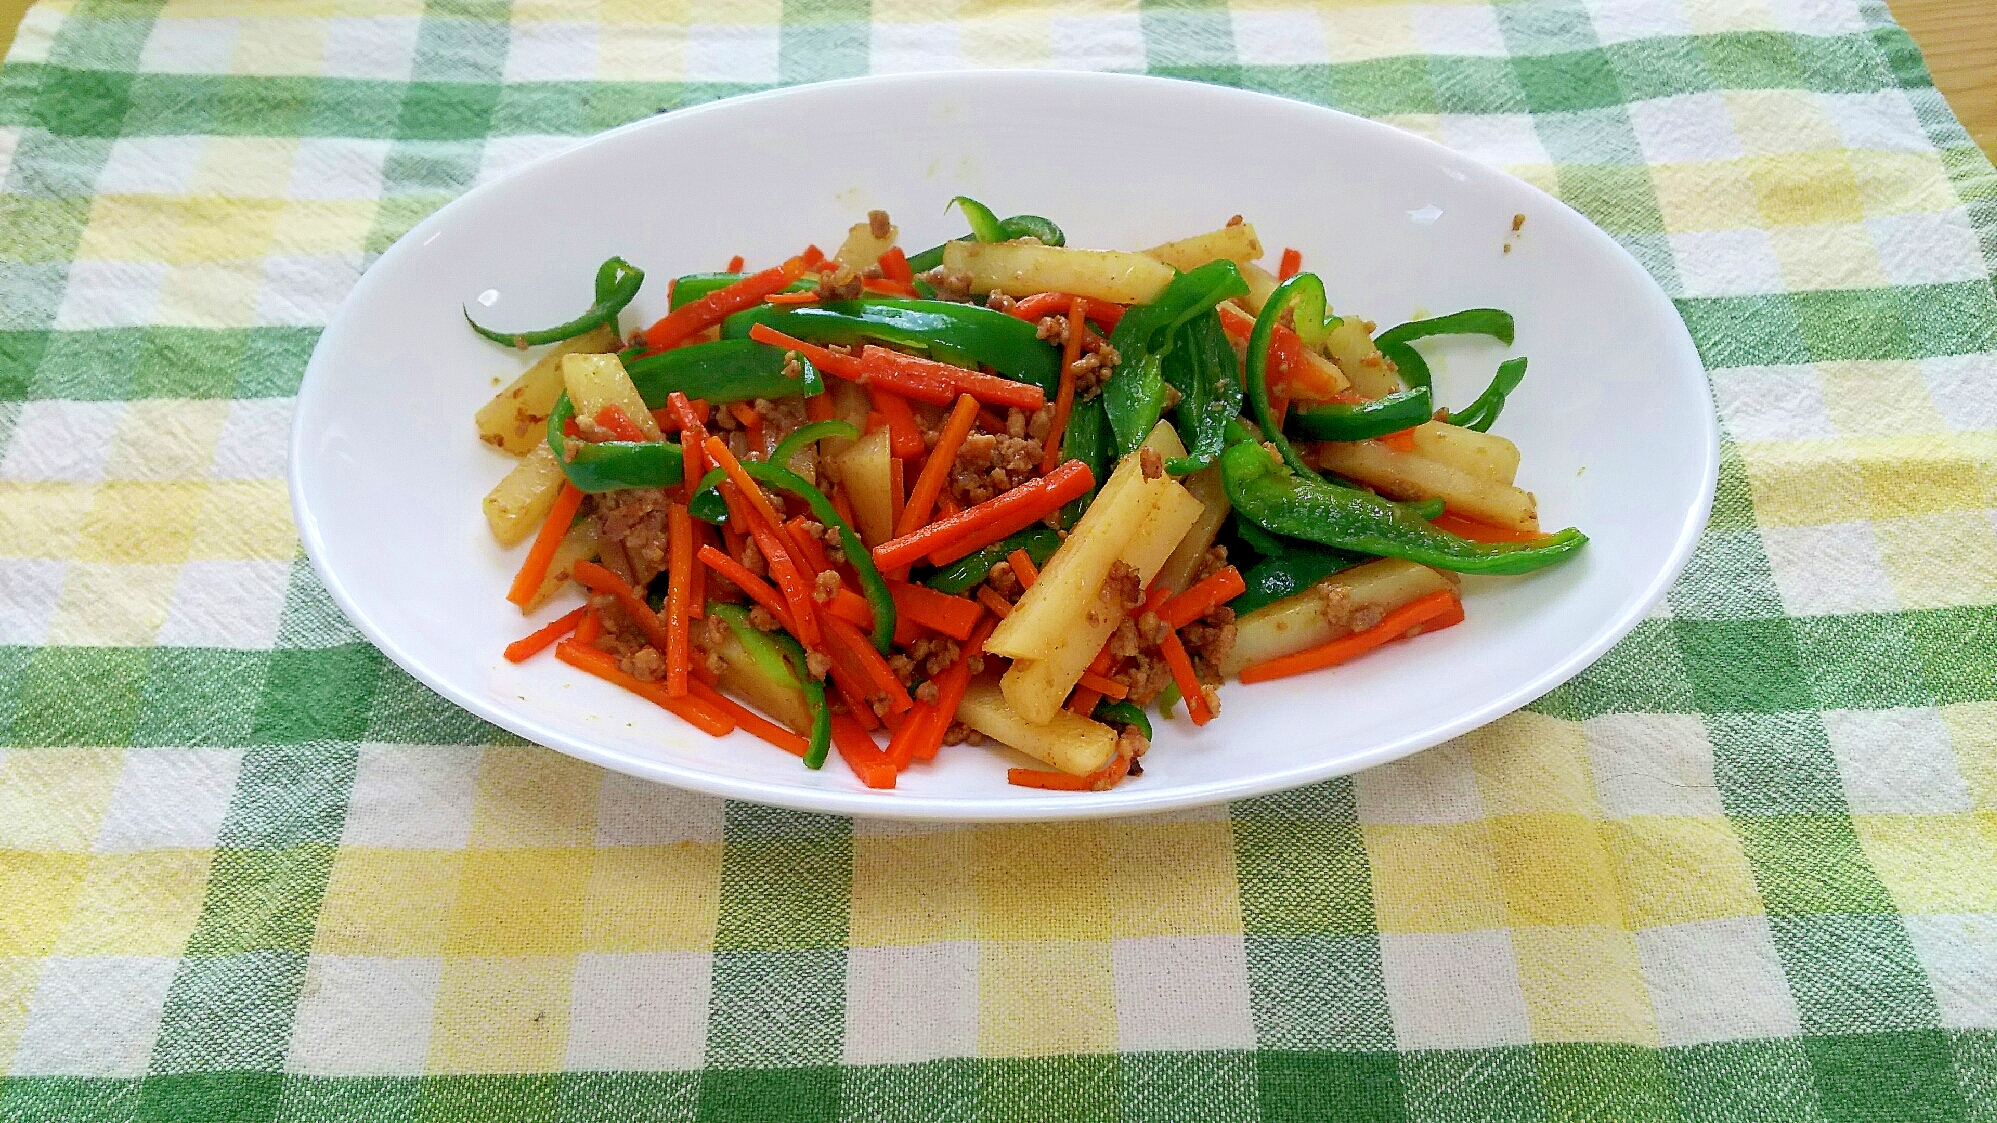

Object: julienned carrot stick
[827,587,873,630]
[886,699,936,769]
[1429,511,1549,543]
[822,637,883,732]
[764,290,820,305]
[729,402,767,456]
[878,246,914,284]
[863,346,1045,412]
[571,561,675,654]
[1007,548,1039,590]
[913,613,998,762]
[885,579,983,640]
[554,639,735,737]
[861,277,919,298]
[1078,670,1127,699]
[666,503,693,696]
[1008,753,1131,791]
[727,254,745,273]
[1067,686,1102,717]
[1214,303,1346,401]
[734,490,822,649]
[573,607,602,646]
[1278,247,1302,280]
[855,347,957,405]
[822,614,913,713]
[1159,630,1210,726]
[1007,292,1125,331]
[1157,566,1247,630]
[687,679,807,756]
[506,483,585,607]
[787,516,834,574]
[898,394,980,538]
[747,323,865,379]
[697,545,795,632]
[666,392,707,500]
[594,405,650,443]
[687,520,706,619]
[871,460,1095,571]
[831,714,897,789]
[1239,591,1463,684]
[1040,296,1084,475]
[643,259,805,351]
[703,437,789,546]
[503,606,585,663]
[976,586,1012,619]
[888,457,905,553]
[805,392,833,422]
[1376,429,1415,453]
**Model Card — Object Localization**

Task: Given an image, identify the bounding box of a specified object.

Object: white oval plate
[293,71,1715,821]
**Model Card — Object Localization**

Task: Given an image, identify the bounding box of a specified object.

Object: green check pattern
[2,1,1995,1121]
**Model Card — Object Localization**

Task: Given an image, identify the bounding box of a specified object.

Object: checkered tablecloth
[2,0,1994,1120]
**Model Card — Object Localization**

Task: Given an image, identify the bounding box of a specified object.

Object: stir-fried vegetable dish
[479,199,1586,792]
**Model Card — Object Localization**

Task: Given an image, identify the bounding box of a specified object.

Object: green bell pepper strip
[769,420,858,470]
[1092,699,1153,741]
[1232,545,1365,616]
[923,525,1063,595]
[1287,387,1436,442]
[1220,439,1586,575]
[1161,308,1243,476]
[948,196,1007,243]
[1245,273,1332,476]
[467,256,644,347]
[710,603,830,769]
[1444,357,1528,433]
[1156,682,1181,719]
[1104,260,1250,456]
[667,272,814,309]
[999,214,1064,245]
[721,299,1061,393]
[685,461,896,653]
[906,198,1068,272]
[1372,309,1514,394]
[546,394,685,493]
[1058,396,1112,526]
[621,339,822,405]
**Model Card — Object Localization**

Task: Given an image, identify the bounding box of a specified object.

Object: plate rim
[290,69,1719,821]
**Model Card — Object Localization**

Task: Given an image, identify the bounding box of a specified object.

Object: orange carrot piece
[1215,302,1346,401]
[665,503,693,696]
[573,607,602,646]
[735,489,822,649]
[886,579,983,640]
[861,277,919,298]
[703,437,787,539]
[826,587,873,630]
[747,323,866,379]
[805,394,834,426]
[1007,291,1125,330]
[1040,295,1085,474]
[1156,566,1247,629]
[830,482,856,530]
[1078,670,1128,699]
[764,290,820,305]
[1160,630,1211,726]
[571,560,675,653]
[821,633,884,732]
[1240,590,1462,684]
[643,259,805,351]
[726,254,745,273]
[1429,511,1549,543]
[666,392,708,500]
[688,679,808,756]
[863,346,1045,412]
[1008,753,1131,791]
[1067,686,1102,717]
[976,586,1013,619]
[898,394,979,538]
[831,714,897,789]
[823,613,913,713]
[870,387,924,458]
[915,613,999,762]
[1278,247,1302,280]
[872,459,1095,571]
[976,408,1008,434]
[877,246,914,284]
[687,520,707,618]
[503,606,585,663]
[697,545,796,633]
[1376,428,1416,453]
[593,404,650,443]
[786,515,835,574]
[1006,548,1039,590]
[506,484,586,607]
[886,699,936,769]
[555,640,735,737]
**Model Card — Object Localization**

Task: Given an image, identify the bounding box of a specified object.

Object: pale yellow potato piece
[713,631,812,734]
[475,324,622,454]
[833,426,895,547]
[1000,478,1203,725]
[1143,222,1264,272]
[987,423,1189,661]
[1327,320,1401,399]
[1222,559,1455,676]
[944,240,1176,304]
[1237,262,1280,315]
[834,220,899,270]
[1314,440,1539,532]
[1154,464,1230,595]
[522,513,598,613]
[563,353,663,440]
[1408,421,1519,485]
[483,441,567,546]
[957,673,1118,776]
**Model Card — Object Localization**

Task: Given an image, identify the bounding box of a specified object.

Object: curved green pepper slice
[1245,272,1334,476]
[1287,387,1435,442]
[710,603,830,769]
[1220,439,1585,575]
[622,339,822,404]
[722,299,1060,392]
[1092,699,1152,741]
[1445,357,1527,433]
[686,461,897,654]
[769,419,858,470]
[906,198,1068,272]
[924,525,1063,595]
[467,256,644,347]
[546,394,685,493]
[1104,259,1249,457]
[1372,309,1522,430]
